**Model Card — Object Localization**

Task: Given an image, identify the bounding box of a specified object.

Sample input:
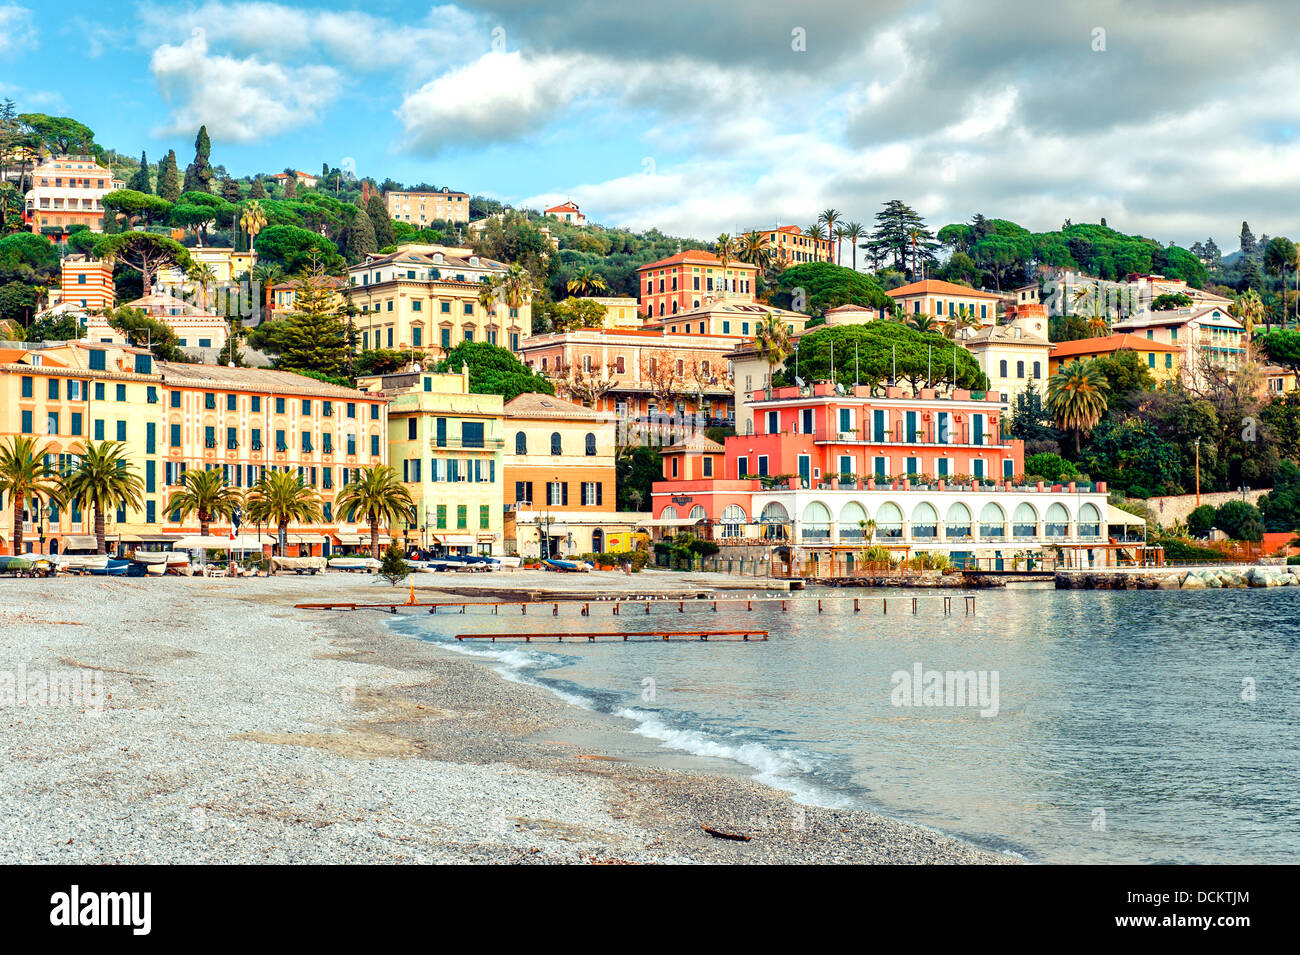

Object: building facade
[544,201,585,227]
[642,301,810,339]
[960,309,1052,404]
[1048,333,1184,384]
[637,250,760,319]
[886,279,1002,326]
[346,245,531,354]
[57,256,115,312]
[501,392,621,555]
[0,342,388,555]
[1111,305,1246,382]
[356,366,504,555]
[747,225,832,266]
[650,380,1136,568]
[385,188,471,225]
[23,155,125,236]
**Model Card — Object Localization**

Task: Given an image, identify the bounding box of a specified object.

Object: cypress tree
[183,125,214,193]
[345,207,377,261]
[366,194,395,249]
[250,177,266,199]
[157,150,181,202]
[128,150,152,193]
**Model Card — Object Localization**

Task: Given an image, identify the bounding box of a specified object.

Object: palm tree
[0,436,62,555]
[715,233,736,294]
[251,262,284,319]
[62,441,145,554]
[187,262,218,310]
[738,231,773,274]
[843,221,865,270]
[496,264,532,313]
[335,465,414,560]
[167,468,242,537]
[1047,359,1110,455]
[908,313,938,333]
[804,223,826,241]
[566,266,609,297]
[240,199,268,252]
[818,209,842,264]
[476,276,499,334]
[246,470,322,561]
[1086,310,1109,338]
[754,312,793,387]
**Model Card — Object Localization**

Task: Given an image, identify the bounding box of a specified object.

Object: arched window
[875,502,904,539]
[759,501,790,541]
[801,501,831,541]
[584,432,596,456]
[721,504,746,538]
[945,501,972,539]
[515,431,527,455]
[979,502,1005,538]
[1045,503,1070,537]
[1079,503,1102,538]
[550,432,562,455]
[839,501,868,541]
[911,502,938,538]
[1016,360,1025,378]
[999,359,1008,377]
[1013,502,1038,537]
[689,505,707,522]
[660,505,678,521]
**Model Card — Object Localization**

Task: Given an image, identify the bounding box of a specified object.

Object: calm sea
[392,586,1300,863]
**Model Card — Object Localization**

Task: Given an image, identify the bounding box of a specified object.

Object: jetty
[1055,564,1300,590]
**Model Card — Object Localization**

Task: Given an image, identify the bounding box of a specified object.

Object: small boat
[543,558,589,573]
[90,558,130,577]
[60,553,110,574]
[329,556,380,573]
[131,551,190,574]
[146,562,166,576]
[0,555,34,576]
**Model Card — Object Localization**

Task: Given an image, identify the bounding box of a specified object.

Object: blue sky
[4,0,1300,249]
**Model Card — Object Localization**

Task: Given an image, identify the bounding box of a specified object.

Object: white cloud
[141,2,484,74]
[0,4,35,57]
[150,28,338,142]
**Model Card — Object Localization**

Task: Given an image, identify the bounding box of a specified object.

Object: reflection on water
[394,587,1300,864]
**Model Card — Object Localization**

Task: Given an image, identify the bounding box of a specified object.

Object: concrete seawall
[1056,564,1300,590]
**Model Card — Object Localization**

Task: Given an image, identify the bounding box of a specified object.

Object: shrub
[1187,504,1217,538]
[379,542,411,585]
[1214,500,1265,542]
[1023,452,1080,483]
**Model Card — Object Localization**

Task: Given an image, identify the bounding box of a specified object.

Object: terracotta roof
[824,303,878,315]
[637,250,759,271]
[545,201,581,213]
[1050,333,1182,358]
[886,279,1002,300]
[503,392,600,421]
[663,432,725,454]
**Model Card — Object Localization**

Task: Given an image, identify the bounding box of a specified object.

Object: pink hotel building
[651,382,1134,568]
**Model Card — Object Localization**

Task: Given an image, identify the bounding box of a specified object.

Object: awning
[542,524,568,536]
[642,517,701,527]
[1106,505,1147,526]
[61,535,98,551]
[434,534,476,546]
[170,534,266,551]
[331,533,364,545]
[286,533,326,544]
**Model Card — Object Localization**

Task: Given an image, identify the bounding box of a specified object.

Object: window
[171,423,181,447]
[48,378,59,399]
[550,432,562,455]
[703,457,713,477]
[251,428,262,450]
[89,350,106,371]
[71,412,82,436]
[581,482,601,506]
[252,396,261,412]
[115,421,126,441]
[461,421,484,448]
[276,429,287,451]
[46,412,58,435]
[205,392,216,409]
[737,455,748,477]
[436,505,446,529]
[480,505,490,530]
[515,432,527,454]
[585,432,596,456]
[276,397,286,414]
[227,393,237,411]
[408,417,417,441]
[115,384,126,402]
[302,399,312,415]
[93,419,104,440]
[302,431,313,452]
[20,410,32,434]
[370,434,380,456]
[456,505,468,529]
[1016,360,1025,379]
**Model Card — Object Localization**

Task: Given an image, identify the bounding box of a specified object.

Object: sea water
[393,586,1300,863]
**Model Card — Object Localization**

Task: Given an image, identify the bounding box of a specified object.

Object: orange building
[748,224,832,266]
[57,256,115,312]
[637,250,759,319]
[544,201,586,227]
[886,279,1002,326]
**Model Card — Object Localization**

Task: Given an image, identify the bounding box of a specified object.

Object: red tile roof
[886,279,1002,300]
[637,250,759,271]
[1050,333,1183,358]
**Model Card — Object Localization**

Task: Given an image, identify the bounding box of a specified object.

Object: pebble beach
[0,573,1010,864]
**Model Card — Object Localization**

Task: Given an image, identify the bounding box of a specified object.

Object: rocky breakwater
[1056,565,1300,591]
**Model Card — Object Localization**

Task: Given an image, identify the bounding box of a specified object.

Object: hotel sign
[671,495,694,505]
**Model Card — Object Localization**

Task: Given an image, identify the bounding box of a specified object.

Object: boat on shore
[131,552,190,574]
[59,553,110,574]
[543,558,590,573]
[90,558,130,576]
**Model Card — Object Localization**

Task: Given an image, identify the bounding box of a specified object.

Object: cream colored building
[1113,304,1246,384]
[959,307,1052,405]
[577,296,643,330]
[356,365,504,555]
[385,188,471,225]
[886,279,1002,326]
[23,155,125,236]
[346,245,531,354]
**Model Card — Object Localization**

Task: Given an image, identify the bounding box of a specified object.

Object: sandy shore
[0,571,1011,864]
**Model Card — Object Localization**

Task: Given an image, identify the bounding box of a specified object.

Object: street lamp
[1194,436,1201,508]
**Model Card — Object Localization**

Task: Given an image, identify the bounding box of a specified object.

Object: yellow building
[577,296,643,330]
[356,365,504,555]
[886,279,1002,326]
[502,392,629,556]
[385,188,471,225]
[960,308,1052,405]
[346,245,531,355]
[1048,333,1184,384]
[0,342,387,555]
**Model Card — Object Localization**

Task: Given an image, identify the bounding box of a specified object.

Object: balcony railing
[430,436,505,451]
[809,427,1002,448]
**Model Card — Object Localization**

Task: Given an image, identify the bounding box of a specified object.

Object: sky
[3,0,1299,251]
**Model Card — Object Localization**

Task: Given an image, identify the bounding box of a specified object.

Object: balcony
[809,427,1002,448]
[429,436,505,451]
